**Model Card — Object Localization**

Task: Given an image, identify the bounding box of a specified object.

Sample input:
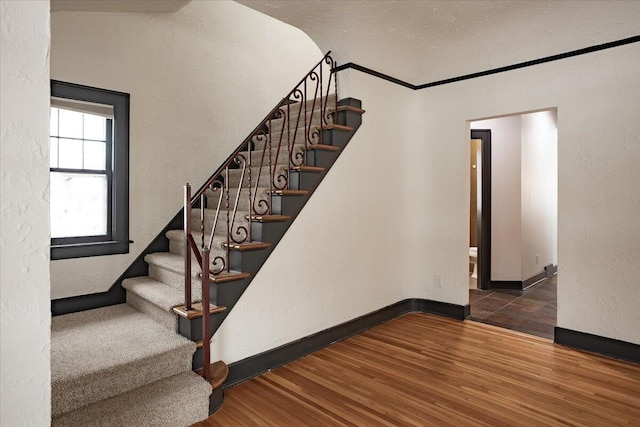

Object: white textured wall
[471,116,522,281]
[521,110,558,279]
[50,0,323,298]
[212,71,422,362]
[0,1,52,425]
[420,44,640,344]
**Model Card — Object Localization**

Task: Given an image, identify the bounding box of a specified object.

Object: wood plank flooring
[196,313,640,426]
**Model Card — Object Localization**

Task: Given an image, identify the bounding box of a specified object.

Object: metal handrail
[183,52,338,380]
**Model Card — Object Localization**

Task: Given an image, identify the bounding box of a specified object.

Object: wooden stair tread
[223,241,271,251]
[248,214,292,222]
[270,189,309,196]
[197,270,251,283]
[286,165,325,173]
[319,123,353,132]
[337,105,366,114]
[195,361,229,390]
[307,144,340,152]
[172,302,226,320]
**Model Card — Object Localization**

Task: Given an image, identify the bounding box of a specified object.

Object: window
[50,80,130,260]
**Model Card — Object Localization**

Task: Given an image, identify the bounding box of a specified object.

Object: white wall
[471,116,522,281]
[521,110,558,279]
[49,0,323,298]
[0,1,52,425]
[419,43,640,345]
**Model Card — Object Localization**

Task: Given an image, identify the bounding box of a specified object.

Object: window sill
[51,240,132,260]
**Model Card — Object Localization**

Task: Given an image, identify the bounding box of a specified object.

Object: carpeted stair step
[123,276,200,331]
[252,129,323,151]
[247,143,306,166]
[146,252,204,294]
[267,108,333,133]
[51,304,197,418]
[145,252,248,294]
[282,93,336,114]
[167,229,231,261]
[204,186,271,214]
[226,164,289,188]
[187,208,250,235]
[52,370,211,427]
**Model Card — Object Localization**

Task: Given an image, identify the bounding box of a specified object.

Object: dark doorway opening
[471,129,491,290]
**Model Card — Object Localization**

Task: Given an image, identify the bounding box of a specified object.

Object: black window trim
[50,80,131,260]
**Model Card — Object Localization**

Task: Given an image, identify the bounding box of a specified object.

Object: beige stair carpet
[51,304,200,418]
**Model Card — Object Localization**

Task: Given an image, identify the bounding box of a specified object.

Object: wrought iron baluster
[201,247,211,380]
[184,183,192,310]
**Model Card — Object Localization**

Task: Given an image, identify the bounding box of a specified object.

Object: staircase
[50,52,364,425]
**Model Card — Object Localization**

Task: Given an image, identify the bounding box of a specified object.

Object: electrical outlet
[435,275,442,287]
[536,254,540,264]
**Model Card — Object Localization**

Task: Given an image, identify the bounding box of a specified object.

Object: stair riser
[337,108,363,130]
[270,193,309,216]
[126,291,177,332]
[321,128,357,148]
[305,149,339,168]
[288,170,324,191]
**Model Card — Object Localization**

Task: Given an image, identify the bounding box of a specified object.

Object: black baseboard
[489,280,523,290]
[554,327,640,365]
[489,265,557,291]
[224,298,469,389]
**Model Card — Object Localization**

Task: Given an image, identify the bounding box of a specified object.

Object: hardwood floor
[196,313,640,426]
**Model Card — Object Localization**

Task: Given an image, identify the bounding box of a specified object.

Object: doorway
[469,129,491,290]
[467,110,558,339]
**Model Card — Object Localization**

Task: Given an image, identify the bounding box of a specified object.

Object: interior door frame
[471,129,492,290]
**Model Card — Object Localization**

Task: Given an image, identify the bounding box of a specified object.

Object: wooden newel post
[184,183,192,311]
[202,247,211,380]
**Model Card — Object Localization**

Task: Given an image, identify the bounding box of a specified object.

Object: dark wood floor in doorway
[196,312,640,426]
[470,276,557,339]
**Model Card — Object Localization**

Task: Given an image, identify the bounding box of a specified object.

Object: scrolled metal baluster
[307,71,320,150]
[200,194,205,251]
[251,130,271,215]
[184,183,192,310]
[201,247,211,380]
[211,256,225,275]
[324,54,337,125]
[319,59,324,134]
[229,154,248,244]
[207,179,224,258]
[333,55,338,124]
[225,167,230,273]
[247,130,252,242]
[289,89,304,168]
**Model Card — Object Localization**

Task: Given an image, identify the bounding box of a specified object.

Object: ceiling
[51,0,191,13]
[237,0,640,84]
